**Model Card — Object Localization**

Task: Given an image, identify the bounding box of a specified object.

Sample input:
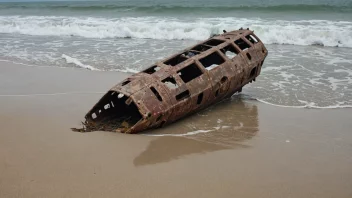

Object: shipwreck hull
[84,29,268,133]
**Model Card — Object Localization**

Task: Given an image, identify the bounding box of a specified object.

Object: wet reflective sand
[135,98,259,166]
[1,62,351,198]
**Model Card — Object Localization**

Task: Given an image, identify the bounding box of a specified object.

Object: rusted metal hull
[82,29,268,133]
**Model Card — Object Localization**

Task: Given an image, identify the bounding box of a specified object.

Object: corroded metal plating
[84,29,268,133]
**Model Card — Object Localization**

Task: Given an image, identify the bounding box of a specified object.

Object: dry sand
[0,61,351,198]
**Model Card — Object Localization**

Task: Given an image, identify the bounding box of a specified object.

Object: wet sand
[0,61,351,198]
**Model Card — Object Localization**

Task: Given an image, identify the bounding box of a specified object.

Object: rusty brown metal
[80,28,268,133]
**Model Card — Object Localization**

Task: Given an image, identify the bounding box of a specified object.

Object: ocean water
[0,0,352,108]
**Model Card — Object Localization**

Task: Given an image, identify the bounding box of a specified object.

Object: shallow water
[0,0,351,108]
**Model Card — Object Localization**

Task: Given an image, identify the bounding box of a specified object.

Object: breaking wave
[61,54,99,71]
[1,16,352,48]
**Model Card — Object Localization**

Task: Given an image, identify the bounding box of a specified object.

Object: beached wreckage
[81,28,268,133]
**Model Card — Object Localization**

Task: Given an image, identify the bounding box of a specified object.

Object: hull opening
[74,91,143,132]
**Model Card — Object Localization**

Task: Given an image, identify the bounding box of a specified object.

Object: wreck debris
[78,29,268,133]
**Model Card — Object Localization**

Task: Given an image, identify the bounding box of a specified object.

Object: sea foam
[255,98,352,109]
[1,16,352,48]
[61,54,99,70]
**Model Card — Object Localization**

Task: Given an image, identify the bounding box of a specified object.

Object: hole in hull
[82,91,143,132]
[204,39,225,46]
[150,87,163,102]
[221,76,228,84]
[143,65,160,74]
[246,53,252,60]
[197,93,204,104]
[164,53,188,66]
[245,34,258,44]
[121,80,130,86]
[162,76,179,89]
[250,67,257,79]
[176,90,190,101]
[220,45,239,59]
[156,114,162,122]
[199,52,225,70]
[177,63,203,83]
[191,44,212,52]
[235,38,250,51]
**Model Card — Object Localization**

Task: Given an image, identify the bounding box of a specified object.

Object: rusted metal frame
[143,63,186,129]
[223,38,251,89]
[149,60,192,124]
[108,73,164,132]
[180,60,214,117]
[182,40,229,64]
[157,45,218,122]
[178,31,255,102]
[212,48,238,101]
[158,51,186,67]
[184,37,226,53]
[153,65,187,126]
[251,42,266,78]
[252,42,267,77]
[128,86,168,132]
[128,74,185,133]
[162,60,205,122]
[222,33,238,40]
[231,35,258,86]
[155,39,231,120]
[145,73,174,129]
[246,31,268,78]
[112,73,152,95]
[122,92,149,133]
[163,54,222,122]
[241,35,263,82]
[111,76,152,110]
[194,47,232,104]
[249,32,263,44]
[224,31,262,96]
[217,42,243,98]
[214,30,247,42]
[82,29,268,133]
[193,59,214,107]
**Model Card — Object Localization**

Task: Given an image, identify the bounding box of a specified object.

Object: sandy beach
[0,61,351,197]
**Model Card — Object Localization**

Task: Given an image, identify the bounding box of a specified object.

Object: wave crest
[61,54,99,71]
[0,16,352,48]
